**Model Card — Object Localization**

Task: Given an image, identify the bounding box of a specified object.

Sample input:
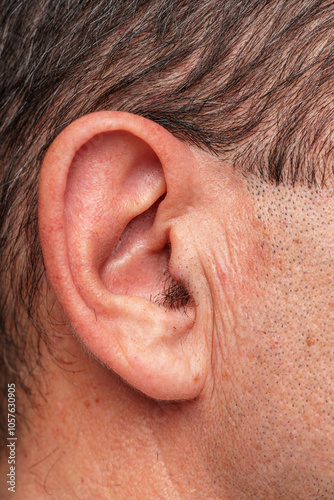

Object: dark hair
[1,0,334,449]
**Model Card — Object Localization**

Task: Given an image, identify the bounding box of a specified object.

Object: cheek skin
[202,176,334,499]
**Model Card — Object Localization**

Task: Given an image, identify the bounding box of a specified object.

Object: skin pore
[204,174,334,498]
[1,141,333,500]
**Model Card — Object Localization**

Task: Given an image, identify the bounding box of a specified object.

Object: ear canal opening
[100,191,194,313]
[151,239,194,313]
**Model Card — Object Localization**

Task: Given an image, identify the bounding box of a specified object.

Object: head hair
[1,0,334,449]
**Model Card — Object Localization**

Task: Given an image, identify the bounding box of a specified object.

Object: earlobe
[39,111,207,400]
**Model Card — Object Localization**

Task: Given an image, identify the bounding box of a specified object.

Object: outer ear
[38,111,207,400]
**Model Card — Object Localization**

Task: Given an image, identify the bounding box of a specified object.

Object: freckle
[306,337,315,347]
[95,398,100,404]
[84,400,90,409]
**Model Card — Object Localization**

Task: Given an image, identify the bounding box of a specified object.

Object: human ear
[38,111,207,400]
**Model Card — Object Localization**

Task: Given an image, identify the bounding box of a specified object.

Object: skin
[0,113,333,499]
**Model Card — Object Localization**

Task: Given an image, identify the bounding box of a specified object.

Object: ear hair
[153,266,193,312]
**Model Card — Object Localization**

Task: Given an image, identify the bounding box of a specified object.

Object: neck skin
[1,335,222,500]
